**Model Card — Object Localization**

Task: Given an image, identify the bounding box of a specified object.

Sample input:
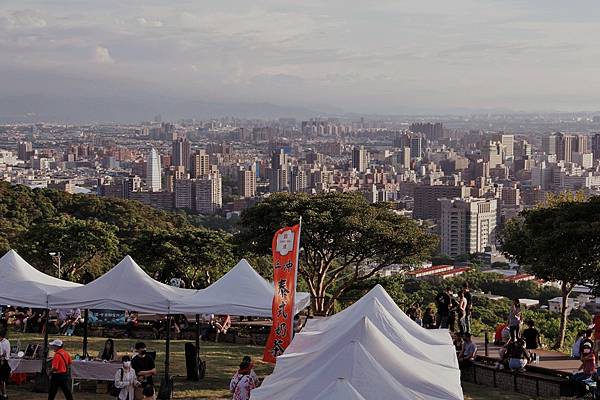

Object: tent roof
[286,297,457,368]
[252,317,463,400]
[313,378,367,400]
[171,259,310,316]
[48,256,192,313]
[304,284,451,345]
[0,250,81,308]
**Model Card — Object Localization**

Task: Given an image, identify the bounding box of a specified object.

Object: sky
[1,0,600,121]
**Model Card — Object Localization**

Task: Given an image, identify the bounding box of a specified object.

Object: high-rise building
[482,141,503,167]
[410,122,444,141]
[193,173,222,214]
[17,141,32,161]
[575,135,589,155]
[146,148,162,192]
[440,198,497,257]
[542,133,560,156]
[290,167,308,193]
[174,179,193,209]
[413,184,471,220]
[495,134,514,160]
[352,146,369,172]
[555,133,576,163]
[239,168,256,198]
[190,150,210,178]
[592,134,600,160]
[410,136,423,160]
[172,138,191,170]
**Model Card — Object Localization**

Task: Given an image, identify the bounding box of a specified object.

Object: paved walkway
[473,337,581,373]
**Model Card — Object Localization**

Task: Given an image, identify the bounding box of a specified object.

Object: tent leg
[33,309,50,393]
[195,314,200,365]
[82,309,89,358]
[158,314,173,399]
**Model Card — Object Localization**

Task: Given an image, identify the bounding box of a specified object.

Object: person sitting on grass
[508,338,531,372]
[458,333,477,369]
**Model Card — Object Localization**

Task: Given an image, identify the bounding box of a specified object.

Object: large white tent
[313,378,367,400]
[251,317,463,400]
[304,284,452,345]
[284,297,457,368]
[171,259,310,317]
[47,256,192,313]
[0,250,81,308]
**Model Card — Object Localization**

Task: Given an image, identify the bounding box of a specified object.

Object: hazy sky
[1,0,600,119]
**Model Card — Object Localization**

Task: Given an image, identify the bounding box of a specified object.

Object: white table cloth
[71,360,122,381]
[7,358,43,373]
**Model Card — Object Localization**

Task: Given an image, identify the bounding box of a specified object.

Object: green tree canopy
[500,196,600,348]
[237,192,437,315]
[15,215,120,281]
[129,227,235,288]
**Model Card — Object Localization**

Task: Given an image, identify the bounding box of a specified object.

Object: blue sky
[1,0,599,117]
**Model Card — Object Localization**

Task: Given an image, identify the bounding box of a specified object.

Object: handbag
[109,368,124,397]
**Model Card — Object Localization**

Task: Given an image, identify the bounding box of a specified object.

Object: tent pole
[158,313,172,400]
[195,314,200,365]
[82,309,89,358]
[33,309,50,393]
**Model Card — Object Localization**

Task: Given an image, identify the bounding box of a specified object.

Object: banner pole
[293,217,302,316]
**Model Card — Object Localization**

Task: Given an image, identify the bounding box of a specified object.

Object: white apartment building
[440,197,498,257]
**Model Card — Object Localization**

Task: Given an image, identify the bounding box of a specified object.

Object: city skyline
[2,1,600,122]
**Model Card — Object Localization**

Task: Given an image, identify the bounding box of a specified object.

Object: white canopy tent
[313,378,367,400]
[251,317,464,400]
[0,249,81,308]
[304,284,452,345]
[47,255,192,313]
[171,259,310,317]
[284,297,457,368]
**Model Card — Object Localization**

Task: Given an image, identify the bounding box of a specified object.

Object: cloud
[94,46,114,64]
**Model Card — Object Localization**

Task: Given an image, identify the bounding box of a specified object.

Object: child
[142,385,156,400]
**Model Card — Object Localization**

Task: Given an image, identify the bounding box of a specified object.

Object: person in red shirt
[48,339,73,400]
[593,313,600,350]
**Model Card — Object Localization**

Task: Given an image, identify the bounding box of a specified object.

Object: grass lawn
[5,332,563,399]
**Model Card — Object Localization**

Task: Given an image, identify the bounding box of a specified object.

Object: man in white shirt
[0,330,11,400]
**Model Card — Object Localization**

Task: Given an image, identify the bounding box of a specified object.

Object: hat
[49,339,63,347]
[583,342,593,348]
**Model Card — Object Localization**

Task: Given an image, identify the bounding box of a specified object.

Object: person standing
[435,287,452,329]
[230,360,256,400]
[521,320,542,350]
[508,299,522,342]
[462,283,472,334]
[0,331,10,400]
[114,355,140,400]
[48,339,73,400]
[131,342,156,390]
[458,291,467,335]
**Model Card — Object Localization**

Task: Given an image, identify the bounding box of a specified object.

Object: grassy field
[5,332,560,399]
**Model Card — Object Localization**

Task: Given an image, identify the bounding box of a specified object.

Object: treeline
[0,181,234,287]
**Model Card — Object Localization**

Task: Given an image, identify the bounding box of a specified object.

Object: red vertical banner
[263,223,301,363]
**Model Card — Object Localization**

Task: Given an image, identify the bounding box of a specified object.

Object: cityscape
[1,113,600,260]
[2,1,600,399]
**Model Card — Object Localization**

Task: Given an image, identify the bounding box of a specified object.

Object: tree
[237,192,437,315]
[16,215,120,281]
[130,227,235,288]
[500,196,600,348]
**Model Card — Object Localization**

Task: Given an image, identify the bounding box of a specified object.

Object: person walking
[48,339,73,400]
[114,355,140,400]
[508,299,522,342]
[0,331,10,400]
